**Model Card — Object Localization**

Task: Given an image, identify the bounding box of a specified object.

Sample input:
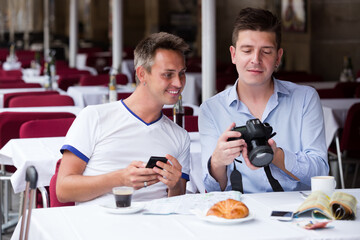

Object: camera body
[228,119,276,167]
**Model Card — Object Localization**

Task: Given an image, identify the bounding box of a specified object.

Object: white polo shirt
[61,100,190,205]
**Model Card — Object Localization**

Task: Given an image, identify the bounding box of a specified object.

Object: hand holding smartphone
[145,156,167,170]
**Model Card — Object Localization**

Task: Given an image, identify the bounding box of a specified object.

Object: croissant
[206,199,249,219]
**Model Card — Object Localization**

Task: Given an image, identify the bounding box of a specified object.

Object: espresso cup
[311,176,336,197]
[112,186,134,208]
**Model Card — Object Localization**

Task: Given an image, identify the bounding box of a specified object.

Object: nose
[172,74,184,88]
[251,51,261,64]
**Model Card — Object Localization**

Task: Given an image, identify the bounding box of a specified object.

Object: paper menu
[143,191,241,215]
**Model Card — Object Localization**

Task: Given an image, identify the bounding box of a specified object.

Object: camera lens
[249,145,274,167]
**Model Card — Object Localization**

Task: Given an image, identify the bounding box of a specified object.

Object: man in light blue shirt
[199,8,329,193]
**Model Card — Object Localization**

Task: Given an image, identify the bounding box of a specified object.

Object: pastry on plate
[206,199,249,219]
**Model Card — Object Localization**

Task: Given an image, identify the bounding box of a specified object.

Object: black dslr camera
[228,119,276,167]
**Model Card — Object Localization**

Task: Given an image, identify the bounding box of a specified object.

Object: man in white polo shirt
[57,32,190,205]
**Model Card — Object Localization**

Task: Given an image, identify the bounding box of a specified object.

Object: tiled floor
[1,165,359,239]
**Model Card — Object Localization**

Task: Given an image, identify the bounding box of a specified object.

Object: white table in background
[0,106,82,116]
[0,132,204,194]
[183,72,202,106]
[67,85,136,108]
[10,189,360,240]
[298,81,337,89]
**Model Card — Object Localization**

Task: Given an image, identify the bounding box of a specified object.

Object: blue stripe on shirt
[60,145,89,163]
[181,172,189,181]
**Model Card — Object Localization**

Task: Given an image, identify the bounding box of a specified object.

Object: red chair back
[162,106,194,118]
[0,111,76,148]
[50,159,75,207]
[184,115,198,132]
[19,117,75,138]
[0,82,42,89]
[117,92,132,100]
[3,90,59,108]
[316,88,345,99]
[334,82,360,98]
[8,95,75,107]
[340,103,360,157]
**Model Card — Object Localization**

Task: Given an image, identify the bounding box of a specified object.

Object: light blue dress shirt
[199,78,329,193]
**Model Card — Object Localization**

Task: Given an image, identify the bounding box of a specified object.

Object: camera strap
[264,166,284,192]
[230,162,284,193]
[230,162,243,193]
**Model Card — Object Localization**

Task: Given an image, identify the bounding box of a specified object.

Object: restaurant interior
[0,0,360,239]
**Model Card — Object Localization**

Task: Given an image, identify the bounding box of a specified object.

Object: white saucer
[195,210,255,224]
[100,202,145,214]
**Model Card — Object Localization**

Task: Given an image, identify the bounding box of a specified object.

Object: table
[0,106,83,116]
[298,81,337,89]
[10,189,360,240]
[0,132,204,194]
[67,85,136,108]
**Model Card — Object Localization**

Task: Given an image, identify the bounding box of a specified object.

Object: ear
[136,66,146,83]
[276,48,284,66]
[229,46,236,64]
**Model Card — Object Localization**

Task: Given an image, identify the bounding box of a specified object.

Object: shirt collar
[226,77,290,108]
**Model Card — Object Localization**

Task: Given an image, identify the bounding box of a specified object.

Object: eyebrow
[164,67,187,72]
[240,45,275,49]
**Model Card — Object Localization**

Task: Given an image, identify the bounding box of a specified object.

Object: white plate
[100,202,145,214]
[195,210,255,224]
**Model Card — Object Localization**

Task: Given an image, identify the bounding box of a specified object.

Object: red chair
[3,90,59,108]
[8,95,75,107]
[19,117,76,208]
[19,117,75,138]
[335,103,360,188]
[334,82,360,98]
[0,111,76,149]
[0,69,22,78]
[355,85,360,98]
[117,92,132,100]
[79,73,128,86]
[162,106,194,118]
[49,159,75,207]
[184,115,198,132]
[316,88,345,99]
[0,82,42,89]
[0,112,76,210]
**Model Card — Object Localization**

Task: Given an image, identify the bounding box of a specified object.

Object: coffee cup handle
[334,180,337,188]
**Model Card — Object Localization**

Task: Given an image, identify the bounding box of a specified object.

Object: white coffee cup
[311,176,336,197]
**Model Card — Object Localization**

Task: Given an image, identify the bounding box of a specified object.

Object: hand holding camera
[228,119,276,167]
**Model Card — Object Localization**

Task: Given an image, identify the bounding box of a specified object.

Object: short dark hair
[134,32,189,83]
[232,7,282,49]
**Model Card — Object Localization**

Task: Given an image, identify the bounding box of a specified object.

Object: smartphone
[270,211,294,221]
[145,156,167,169]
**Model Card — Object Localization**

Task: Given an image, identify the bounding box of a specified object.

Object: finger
[219,123,240,142]
[130,161,146,168]
[165,154,181,169]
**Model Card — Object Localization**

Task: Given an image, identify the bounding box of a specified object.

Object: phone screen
[270,211,294,220]
[145,156,167,169]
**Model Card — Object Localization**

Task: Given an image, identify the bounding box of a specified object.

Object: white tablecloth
[0,132,204,194]
[10,189,360,240]
[298,81,337,89]
[0,106,82,116]
[67,85,136,108]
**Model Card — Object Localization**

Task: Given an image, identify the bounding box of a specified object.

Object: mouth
[247,68,264,73]
[167,89,181,95]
